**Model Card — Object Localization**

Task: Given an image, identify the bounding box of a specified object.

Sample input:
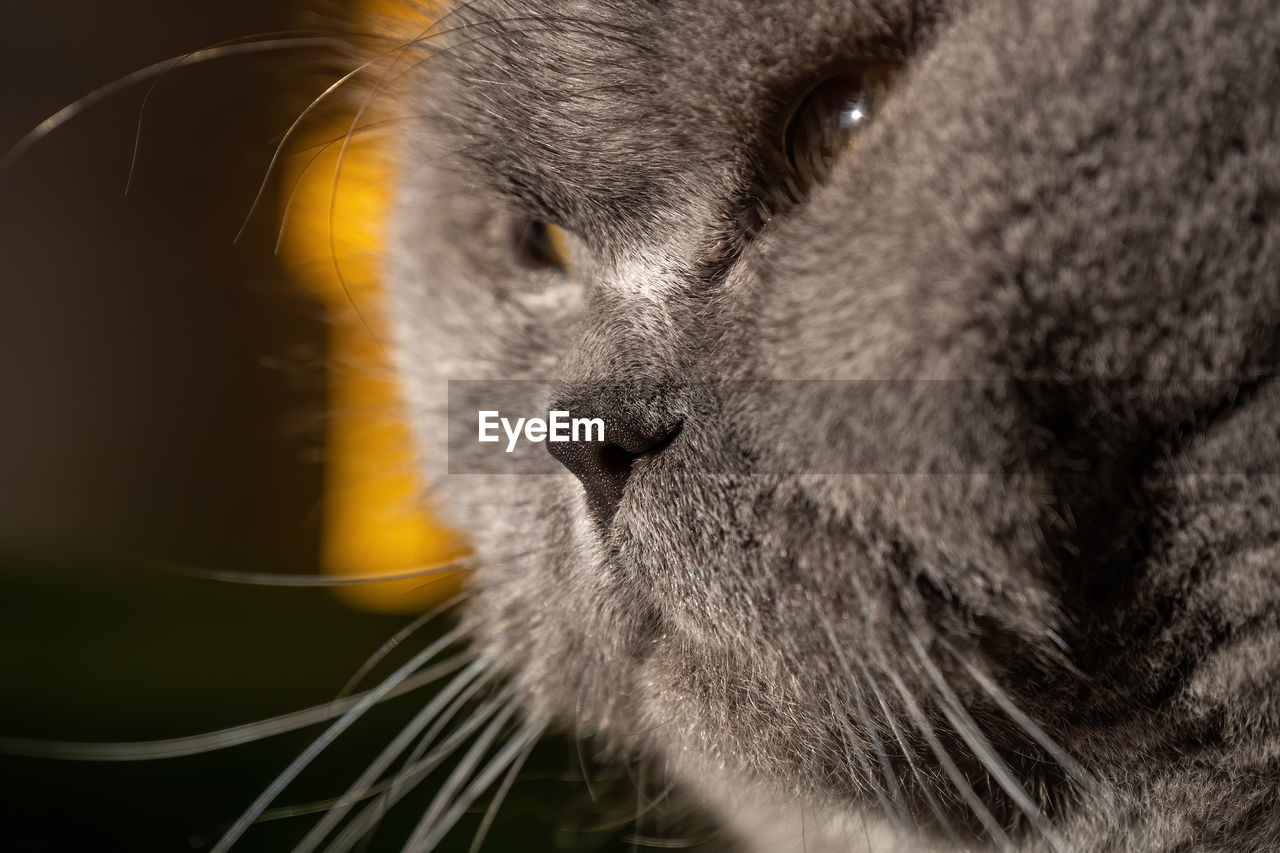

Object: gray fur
[383,0,1280,849]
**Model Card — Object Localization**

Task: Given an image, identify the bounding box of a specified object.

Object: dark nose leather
[546,399,681,529]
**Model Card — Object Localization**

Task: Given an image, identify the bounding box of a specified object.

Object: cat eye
[784,70,894,193]
[511,219,572,272]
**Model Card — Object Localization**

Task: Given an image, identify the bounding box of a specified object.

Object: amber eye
[511,219,572,272]
[784,70,893,193]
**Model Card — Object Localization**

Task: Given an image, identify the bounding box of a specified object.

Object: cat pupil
[512,219,571,272]
[785,72,887,192]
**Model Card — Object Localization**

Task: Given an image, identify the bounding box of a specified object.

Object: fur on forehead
[398,0,955,248]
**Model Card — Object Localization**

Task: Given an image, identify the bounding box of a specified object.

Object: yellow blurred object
[281,2,468,613]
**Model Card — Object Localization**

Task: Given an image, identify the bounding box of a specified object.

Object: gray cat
[383,0,1280,850]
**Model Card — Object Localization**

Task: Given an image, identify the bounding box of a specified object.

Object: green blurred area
[0,552,710,851]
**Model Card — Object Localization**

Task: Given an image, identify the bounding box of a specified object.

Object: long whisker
[905,635,1070,852]
[465,728,539,853]
[157,558,473,587]
[0,655,469,762]
[256,793,372,825]
[576,657,600,803]
[942,639,1104,800]
[250,683,514,829]
[248,681,509,829]
[295,658,490,851]
[822,681,892,826]
[274,125,357,256]
[404,715,546,852]
[123,29,330,194]
[274,117,422,255]
[881,665,1014,850]
[336,593,469,700]
[211,626,466,852]
[0,37,340,173]
[231,49,398,245]
[322,683,518,851]
[618,835,704,850]
[579,780,677,833]
[400,676,506,771]
[859,663,960,848]
[814,608,908,830]
[399,700,520,849]
[159,562,461,588]
[320,7,432,357]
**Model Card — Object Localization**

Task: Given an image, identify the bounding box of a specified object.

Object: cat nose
[546,398,681,530]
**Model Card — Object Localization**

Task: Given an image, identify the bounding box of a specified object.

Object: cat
[6,0,1276,848]
[11,0,1266,849]
[375,0,1280,850]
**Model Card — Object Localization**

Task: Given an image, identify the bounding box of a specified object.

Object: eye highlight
[511,219,572,272]
[784,69,895,193]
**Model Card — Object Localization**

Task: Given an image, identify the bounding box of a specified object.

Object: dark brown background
[0,0,323,568]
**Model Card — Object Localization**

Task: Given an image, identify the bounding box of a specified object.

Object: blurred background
[0,2,707,849]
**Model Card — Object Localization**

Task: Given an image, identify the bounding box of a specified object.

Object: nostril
[599,421,681,476]
[611,420,681,458]
[599,442,638,477]
[546,415,682,530]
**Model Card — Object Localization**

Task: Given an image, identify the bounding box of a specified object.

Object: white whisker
[294,658,490,851]
[322,684,517,852]
[860,662,960,846]
[404,716,546,852]
[943,640,1104,800]
[399,700,520,850]
[881,665,1014,851]
[211,626,465,852]
[906,635,1070,853]
[0,655,469,762]
[465,726,539,853]
[160,560,471,587]
[0,37,339,172]
[814,607,909,830]
[336,593,471,699]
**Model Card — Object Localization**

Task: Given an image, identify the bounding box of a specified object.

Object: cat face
[386,0,1280,845]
